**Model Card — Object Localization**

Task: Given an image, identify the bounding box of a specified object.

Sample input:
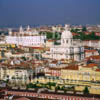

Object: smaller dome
[61,30,73,39]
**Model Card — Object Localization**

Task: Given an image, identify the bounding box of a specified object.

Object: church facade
[43,25,84,61]
[5,26,46,47]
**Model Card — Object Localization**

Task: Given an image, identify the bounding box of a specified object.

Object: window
[66,40,68,43]
[63,39,64,43]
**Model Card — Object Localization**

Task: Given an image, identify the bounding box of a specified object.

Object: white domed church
[43,25,84,61]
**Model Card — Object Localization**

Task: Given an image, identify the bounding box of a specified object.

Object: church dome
[61,29,73,39]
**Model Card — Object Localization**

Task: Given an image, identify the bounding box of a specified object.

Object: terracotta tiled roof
[63,65,79,70]
[85,49,97,53]
[47,40,55,42]
[20,46,44,50]
[83,40,99,42]
[72,33,79,36]
[51,60,58,64]
[84,32,91,35]
[30,47,44,50]
[95,32,100,36]
[96,69,100,72]
[90,55,100,59]
[61,59,65,61]
[15,97,30,100]
[84,63,98,68]
[49,68,61,70]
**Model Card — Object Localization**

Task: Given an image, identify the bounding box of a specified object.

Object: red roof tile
[63,65,79,70]
[72,33,79,36]
[49,68,61,70]
[96,69,100,72]
[84,63,98,68]
[85,50,97,53]
[47,40,55,42]
[16,97,30,100]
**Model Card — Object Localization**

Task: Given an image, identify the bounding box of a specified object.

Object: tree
[71,29,80,33]
[21,56,27,61]
[82,27,87,32]
[89,32,95,40]
[61,86,65,90]
[27,83,34,88]
[80,32,86,40]
[73,35,80,39]
[46,32,53,39]
[56,85,60,90]
[71,29,75,33]
[83,86,89,94]
[47,82,56,89]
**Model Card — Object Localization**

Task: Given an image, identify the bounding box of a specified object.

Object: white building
[42,25,84,61]
[5,26,46,47]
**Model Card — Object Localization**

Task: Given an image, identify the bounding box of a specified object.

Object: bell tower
[8,28,12,36]
[19,26,24,35]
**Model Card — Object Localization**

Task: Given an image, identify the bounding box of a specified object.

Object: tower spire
[8,28,12,36]
[19,25,24,33]
[27,25,30,31]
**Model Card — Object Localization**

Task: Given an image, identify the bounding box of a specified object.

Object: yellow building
[31,63,100,94]
[61,64,100,82]
[60,63,100,94]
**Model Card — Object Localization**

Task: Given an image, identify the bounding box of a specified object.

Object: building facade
[5,26,46,47]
